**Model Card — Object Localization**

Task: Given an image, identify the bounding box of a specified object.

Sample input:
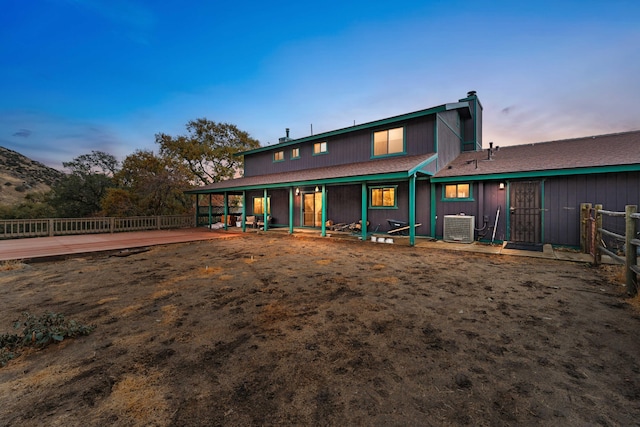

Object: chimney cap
[467,90,477,97]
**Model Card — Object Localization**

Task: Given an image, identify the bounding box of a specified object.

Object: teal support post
[321,185,327,237]
[409,174,416,246]
[263,189,269,231]
[361,182,368,241]
[505,182,511,241]
[223,192,228,231]
[241,191,247,232]
[195,194,199,228]
[289,187,294,234]
[430,182,436,238]
[208,194,212,228]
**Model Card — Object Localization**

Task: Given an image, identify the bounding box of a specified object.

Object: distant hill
[0,146,65,206]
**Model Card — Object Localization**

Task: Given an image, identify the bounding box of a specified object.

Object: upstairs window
[444,183,472,200]
[313,141,328,155]
[373,127,404,157]
[274,150,284,162]
[291,147,300,159]
[370,186,397,208]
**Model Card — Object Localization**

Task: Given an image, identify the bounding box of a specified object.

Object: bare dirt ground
[1,233,639,426]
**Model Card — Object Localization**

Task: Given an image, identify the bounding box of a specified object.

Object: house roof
[186,153,437,194]
[237,101,472,156]
[433,130,640,181]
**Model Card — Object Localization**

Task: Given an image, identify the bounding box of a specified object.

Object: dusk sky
[1,1,639,169]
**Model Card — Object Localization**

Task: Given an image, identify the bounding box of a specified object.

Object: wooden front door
[509,181,542,243]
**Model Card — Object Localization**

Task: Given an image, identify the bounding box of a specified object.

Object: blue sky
[1,0,639,169]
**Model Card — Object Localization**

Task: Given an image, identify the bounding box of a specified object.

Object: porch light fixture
[499,183,505,190]
[295,187,300,196]
[315,186,319,192]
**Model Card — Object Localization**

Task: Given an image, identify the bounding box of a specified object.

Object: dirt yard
[1,233,639,426]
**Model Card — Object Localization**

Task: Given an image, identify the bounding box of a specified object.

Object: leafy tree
[50,151,119,217]
[102,150,191,216]
[156,119,260,186]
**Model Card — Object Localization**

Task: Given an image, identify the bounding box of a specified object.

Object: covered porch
[185,154,437,246]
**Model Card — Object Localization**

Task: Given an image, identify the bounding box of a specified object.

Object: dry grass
[96,366,170,427]
[0,260,27,271]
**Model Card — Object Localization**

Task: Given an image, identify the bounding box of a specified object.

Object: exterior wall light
[315,186,319,192]
[499,183,505,190]
[295,188,300,196]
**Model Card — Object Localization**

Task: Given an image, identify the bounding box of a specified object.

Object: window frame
[313,141,328,155]
[442,183,474,201]
[252,196,271,214]
[291,147,300,159]
[372,126,406,158]
[273,150,285,162]
[369,185,398,209]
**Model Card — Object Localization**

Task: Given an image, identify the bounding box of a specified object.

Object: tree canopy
[49,151,119,217]
[156,118,260,186]
[102,150,191,216]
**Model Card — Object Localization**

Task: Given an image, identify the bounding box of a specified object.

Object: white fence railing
[0,215,195,240]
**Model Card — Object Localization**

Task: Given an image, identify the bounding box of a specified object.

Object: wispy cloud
[12,129,31,138]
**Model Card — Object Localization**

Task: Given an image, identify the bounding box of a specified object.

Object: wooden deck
[0,228,241,262]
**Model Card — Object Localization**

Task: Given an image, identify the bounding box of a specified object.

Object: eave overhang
[185,153,437,195]
[431,163,640,183]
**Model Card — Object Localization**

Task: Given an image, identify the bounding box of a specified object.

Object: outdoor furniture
[245,216,256,228]
[257,215,271,229]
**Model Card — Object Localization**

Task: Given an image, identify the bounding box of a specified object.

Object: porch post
[289,187,294,234]
[241,191,247,232]
[361,182,368,241]
[321,184,327,237]
[223,192,229,231]
[430,182,436,238]
[263,188,269,231]
[208,194,212,228]
[195,194,199,227]
[409,174,416,246]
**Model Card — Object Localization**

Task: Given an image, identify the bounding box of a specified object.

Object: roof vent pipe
[467,90,477,97]
[286,128,290,138]
[488,142,493,160]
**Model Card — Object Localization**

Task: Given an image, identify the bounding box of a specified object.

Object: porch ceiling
[186,153,436,194]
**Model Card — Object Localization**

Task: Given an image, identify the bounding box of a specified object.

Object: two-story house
[187,91,483,245]
[186,91,640,249]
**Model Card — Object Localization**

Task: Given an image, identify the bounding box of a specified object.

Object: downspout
[409,173,416,246]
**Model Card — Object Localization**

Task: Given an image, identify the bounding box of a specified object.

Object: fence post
[110,217,115,233]
[49,219,54,237]
[580,203,591,253]
[626,205,638,296]
[157,216,161,230]
[594,204,603,265]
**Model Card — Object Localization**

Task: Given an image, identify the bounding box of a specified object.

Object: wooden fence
[0,215,195,240]
[581,203,639,296]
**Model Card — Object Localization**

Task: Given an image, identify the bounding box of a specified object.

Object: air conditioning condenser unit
[443,215,475,243]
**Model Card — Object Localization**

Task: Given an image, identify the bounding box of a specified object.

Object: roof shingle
[434,130,640,178]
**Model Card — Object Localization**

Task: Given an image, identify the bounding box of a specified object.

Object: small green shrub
[0,312,96,367]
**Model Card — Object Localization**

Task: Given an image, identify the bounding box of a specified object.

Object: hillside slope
[0,146,65,205]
